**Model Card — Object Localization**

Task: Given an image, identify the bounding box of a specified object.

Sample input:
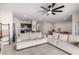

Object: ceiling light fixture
[39,3,65,16]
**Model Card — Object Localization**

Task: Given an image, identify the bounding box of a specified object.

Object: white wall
[13,19,55,34]
[33,21,72,34]
[38,22,54,34]
[14,18,55,35]
[54,21,72,33]
[0,10,13,43]
[13,18,21,35]
[13,18,72,35]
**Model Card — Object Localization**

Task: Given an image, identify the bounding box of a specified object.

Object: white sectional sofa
[16,32,79,55]
[16,32,48,50]
[48,32,79,55]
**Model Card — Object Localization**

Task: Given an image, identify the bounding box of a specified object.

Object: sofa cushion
[29,32,42,40]
[19,33,28,40]
[68,35,79,43]
[35,32,43,39]
[59,34,68,41]
[52,32,59,39]
[29,33,36,39]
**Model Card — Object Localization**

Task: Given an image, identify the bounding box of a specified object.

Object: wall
[13,18,21,35]
[13,18,72,35]
[54,21,72,33]
[0,10,13,43]
[37,20,72,34]
[38,22,54,34]
[13,19,55,35]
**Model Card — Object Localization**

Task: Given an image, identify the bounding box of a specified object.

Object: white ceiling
[0,3,79,21]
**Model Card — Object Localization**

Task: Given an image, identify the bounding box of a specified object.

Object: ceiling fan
[39,3,64,16]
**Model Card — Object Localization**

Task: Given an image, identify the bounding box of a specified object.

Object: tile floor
[1,43,69,55]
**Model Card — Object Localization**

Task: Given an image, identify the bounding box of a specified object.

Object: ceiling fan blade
[53,5,64,10]
[47,13,49,16]
[52,3,55,8]
[54,10,63,12]
[38,10,47,12]
[52,12,55,15]
[40,6,48,11]
[41,12,47,15]
[48,5,51,8]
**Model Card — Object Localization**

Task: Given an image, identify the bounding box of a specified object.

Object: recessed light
[64,18,67,20]
[24,15,26,17]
